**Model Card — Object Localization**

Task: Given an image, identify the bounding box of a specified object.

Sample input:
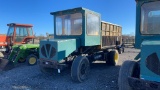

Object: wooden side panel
[101,22,122,48]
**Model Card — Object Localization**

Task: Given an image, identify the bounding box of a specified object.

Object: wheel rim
[80,62,89,80]
[81,64,87,75]
[114,51,119,63]
[29,57,36,64]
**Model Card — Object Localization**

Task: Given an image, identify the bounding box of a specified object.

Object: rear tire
[118,48,122,54]
[118,60,139,90]
[71,56,90,82]
[26,54,38,66]
[122,47,125,53]
[107,50,119,66]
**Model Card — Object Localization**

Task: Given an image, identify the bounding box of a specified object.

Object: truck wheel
[107,50,119,66]
[118,60,139,90]
[71,56,90,82]
[118,48,122,54]
[122,48,125,53]
[26,54,38,66]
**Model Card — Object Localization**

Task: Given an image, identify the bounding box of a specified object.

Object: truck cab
[52,7,101,46]
[118,0,160,90]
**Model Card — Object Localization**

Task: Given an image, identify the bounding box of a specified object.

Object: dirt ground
[0,48,140,90]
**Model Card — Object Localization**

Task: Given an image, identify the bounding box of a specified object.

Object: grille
[41,44,56,58]
[146,53,160,75]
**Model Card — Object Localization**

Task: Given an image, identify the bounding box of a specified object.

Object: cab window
[86,13,100,35]
[141,1,160,34]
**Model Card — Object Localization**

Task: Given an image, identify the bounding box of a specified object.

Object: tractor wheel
[5,46,11,54]
[18,58,26,63]
[71,56,90,82]
[118,60,140,90]
[26,54,38,66]
[107,50,119,66]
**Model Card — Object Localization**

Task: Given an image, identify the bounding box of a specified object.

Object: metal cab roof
[7,23,33,27]
[50,7,100,16]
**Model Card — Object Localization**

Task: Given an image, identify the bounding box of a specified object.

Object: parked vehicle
[0,23,35,53]
[0,23,39,71]
[39,7,124,82]
[118,0,160,90]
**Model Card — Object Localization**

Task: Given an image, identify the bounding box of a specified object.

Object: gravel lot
[0,48,140,90]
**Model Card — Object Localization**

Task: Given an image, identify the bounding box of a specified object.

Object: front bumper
[128,77,160,90]
[39,58,67,70]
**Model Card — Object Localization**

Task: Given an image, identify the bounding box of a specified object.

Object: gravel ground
[0,48,140,90]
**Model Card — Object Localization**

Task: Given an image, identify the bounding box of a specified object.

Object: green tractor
[118,0,160,90]
[39,7,124,82]
[0,23,39,71]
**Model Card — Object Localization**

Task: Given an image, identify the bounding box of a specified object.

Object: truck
[118,0,160,90]
[39,7,124,82]
[0,23,39,71]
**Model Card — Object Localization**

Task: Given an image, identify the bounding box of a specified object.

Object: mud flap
[0,59,14,71]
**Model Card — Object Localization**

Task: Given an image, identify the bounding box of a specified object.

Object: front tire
[26,54,38,66]
[71,56,90,82]
[118,60,139,90]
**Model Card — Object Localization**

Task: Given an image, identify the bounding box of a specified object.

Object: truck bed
[101,21,122,48]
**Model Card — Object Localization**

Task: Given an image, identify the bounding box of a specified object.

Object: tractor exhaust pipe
[0,59,14,71]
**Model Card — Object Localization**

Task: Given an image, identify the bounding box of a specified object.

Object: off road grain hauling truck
[39,7,123,82]
[118,0,160,90]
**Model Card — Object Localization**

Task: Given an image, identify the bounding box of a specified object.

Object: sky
[0,0,136,36]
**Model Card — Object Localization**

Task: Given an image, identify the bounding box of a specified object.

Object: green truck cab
[39,7,123,82]
[118,0,160,90]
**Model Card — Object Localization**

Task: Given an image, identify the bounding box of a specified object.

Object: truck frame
[39,7,124,82]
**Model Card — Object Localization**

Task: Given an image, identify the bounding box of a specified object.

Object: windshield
[7,26,14,36]
[56,13,82,35]
[141,1,160,34]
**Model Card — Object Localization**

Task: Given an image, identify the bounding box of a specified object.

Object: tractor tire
[71,56,90,82]
[5,46,12,54]
[107,50,119,66]
[26,54,38,66]
[118,60,140,90]
[18,58,26,63]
